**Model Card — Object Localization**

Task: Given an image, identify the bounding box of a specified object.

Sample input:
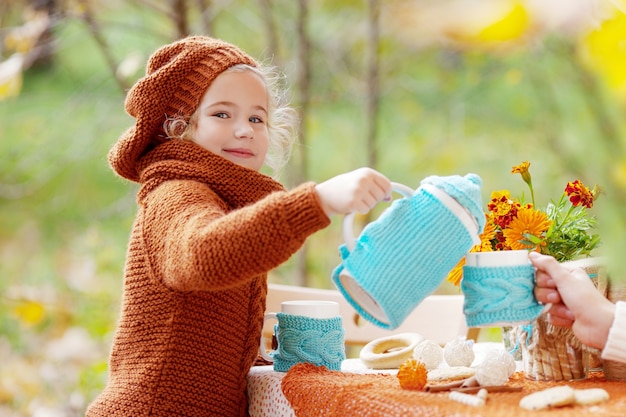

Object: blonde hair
[163,64,298,177]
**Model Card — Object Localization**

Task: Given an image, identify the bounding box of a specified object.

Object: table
[247,343,626,417]
[246,343,528,417]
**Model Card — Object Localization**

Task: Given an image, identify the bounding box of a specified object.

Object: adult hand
[530,251,614,350]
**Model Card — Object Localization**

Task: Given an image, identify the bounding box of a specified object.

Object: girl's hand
[315,168,392,218]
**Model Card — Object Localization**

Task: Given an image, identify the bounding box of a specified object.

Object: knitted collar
[135,140,285,209]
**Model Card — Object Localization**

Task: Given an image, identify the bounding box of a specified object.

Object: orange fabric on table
[282,363,626,417]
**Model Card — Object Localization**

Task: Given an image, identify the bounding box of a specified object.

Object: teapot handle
[343,182,415,252]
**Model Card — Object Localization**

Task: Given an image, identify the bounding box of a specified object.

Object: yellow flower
[511,161,530,183]
[446,259,465,287]
[477,217,496,249]
[488,191,520,229]
[503,207,551,251]
[511,161,535,206]
[488,190,511,214]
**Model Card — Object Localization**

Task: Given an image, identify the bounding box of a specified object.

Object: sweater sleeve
[141,180,331,292]
[601,301,626,363]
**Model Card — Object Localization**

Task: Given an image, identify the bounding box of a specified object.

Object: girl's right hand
[315,168,392,218]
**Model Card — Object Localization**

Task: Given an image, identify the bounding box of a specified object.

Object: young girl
[86,36,391,417]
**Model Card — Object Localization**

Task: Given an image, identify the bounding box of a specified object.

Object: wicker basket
[517,258,606,381]
[518,315,587,380]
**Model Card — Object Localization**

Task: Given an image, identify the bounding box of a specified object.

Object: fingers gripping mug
[331,174,485,330]
[462,250,551,327]
[260,300,345,372]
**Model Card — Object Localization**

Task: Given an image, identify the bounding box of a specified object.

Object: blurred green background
[1,0,625,415]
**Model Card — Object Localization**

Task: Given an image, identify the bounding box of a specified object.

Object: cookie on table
[519,386,576,410]
[428,366,475,382]
[574,388,610,405]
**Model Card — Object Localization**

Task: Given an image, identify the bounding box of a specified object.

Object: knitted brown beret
[109,35,258,182]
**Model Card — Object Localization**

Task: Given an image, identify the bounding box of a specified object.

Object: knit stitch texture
[86,140,330,417]
[462,264,544,327]
[332,188,476,329]
[271,313,345,372]
[280,362,626,417]
[420,173,485,231]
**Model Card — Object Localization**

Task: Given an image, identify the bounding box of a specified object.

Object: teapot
[331,174,484,329]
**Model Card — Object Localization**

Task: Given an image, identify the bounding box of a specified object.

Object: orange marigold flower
[565,180,594,208]
[494,231,512,251]
[480,216,497,241]
[503,207,551,251]
[487,190,511,213]
[512,161,532,185]
[488,191,520,229]
[511,161,530,175]
[476,219,497,250]
[397,358,428,390]
[446,258,465,287]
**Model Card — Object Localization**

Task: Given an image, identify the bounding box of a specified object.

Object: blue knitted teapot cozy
[331,173,485,329]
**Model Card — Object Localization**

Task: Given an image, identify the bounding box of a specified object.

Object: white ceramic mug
[465,250,530,267]
[267,300,340,321]
[260,300,345,371]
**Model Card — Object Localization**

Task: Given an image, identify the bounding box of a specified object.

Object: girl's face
[192,69,269,171]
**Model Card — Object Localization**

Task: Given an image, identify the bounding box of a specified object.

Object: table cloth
[247,343,516,416]
[247,343,626,416]
[281,364,626,417]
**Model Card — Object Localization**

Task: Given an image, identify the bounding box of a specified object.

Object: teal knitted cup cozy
[462,264,545,327]
[271,313,345,372]
[332,174,485,330]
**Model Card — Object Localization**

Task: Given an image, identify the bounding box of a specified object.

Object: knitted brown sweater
[86,140,330,416]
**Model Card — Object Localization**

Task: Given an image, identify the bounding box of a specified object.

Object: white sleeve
[601,301,626,363]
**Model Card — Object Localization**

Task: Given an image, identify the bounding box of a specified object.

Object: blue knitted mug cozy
[332,174,485,329]
[462,264,545,327]
[271,313,345,372]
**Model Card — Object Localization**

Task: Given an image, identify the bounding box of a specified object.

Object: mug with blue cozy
[331,174,485,329]
[462,250,550,327]
[260,300,345,372]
